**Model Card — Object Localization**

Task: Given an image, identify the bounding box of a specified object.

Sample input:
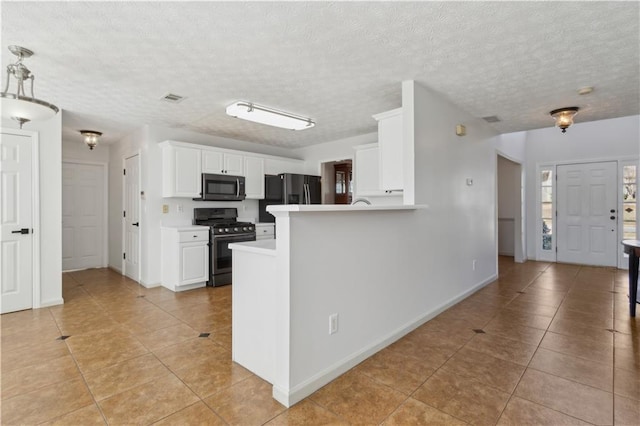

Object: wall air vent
[161,93,186,103]
[482,115,501,123]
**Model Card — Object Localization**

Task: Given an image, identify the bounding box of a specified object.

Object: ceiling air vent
[482,115,501,123]
[160,93,186,103]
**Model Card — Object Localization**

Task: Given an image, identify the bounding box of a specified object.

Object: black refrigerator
[259,173,321,222]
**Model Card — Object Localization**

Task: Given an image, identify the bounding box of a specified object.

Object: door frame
[317,156,355,205]
[62,160,109,270]
[122,151,142,282]
[535,156,639,268]
[496,150,526,264]
[1,127,41,309]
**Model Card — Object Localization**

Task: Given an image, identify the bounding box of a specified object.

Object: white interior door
[124,154,140,281]
[62,162,105,271]
[557,161,618,266]
[1,132,33,313]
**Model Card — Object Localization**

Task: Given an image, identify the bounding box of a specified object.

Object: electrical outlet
[162,204,169,214]
[329,313,338,335]
[176,204,183,213]
[472,259,477,270]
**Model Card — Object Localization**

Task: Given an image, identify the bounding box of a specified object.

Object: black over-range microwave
[196,173,246,201]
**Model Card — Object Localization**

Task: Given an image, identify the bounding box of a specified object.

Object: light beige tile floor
[1,257,639,425]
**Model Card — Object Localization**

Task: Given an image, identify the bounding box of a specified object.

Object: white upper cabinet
[162,143,202,198]
[161,140,305,199]
[353,143,386,197]
[373,108,403,192]
[202,150,244,175]
[244,156,265,199]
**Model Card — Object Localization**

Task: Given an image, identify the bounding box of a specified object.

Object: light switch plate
[162,204,169,213]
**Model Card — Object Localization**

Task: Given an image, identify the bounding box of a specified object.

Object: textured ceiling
[2,2,639,149]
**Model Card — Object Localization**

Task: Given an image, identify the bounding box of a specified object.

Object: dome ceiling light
[80,130,102,150]
[550,107,579,133]
[0,45,59,128]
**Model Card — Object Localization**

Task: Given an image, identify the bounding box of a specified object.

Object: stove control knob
[243,227,248,231]
[224,228,229,233]
[234,227,239,232]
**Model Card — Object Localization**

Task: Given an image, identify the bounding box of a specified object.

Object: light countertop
[160,225,210,231]
[229,239,276,256]
[267,204,427,213]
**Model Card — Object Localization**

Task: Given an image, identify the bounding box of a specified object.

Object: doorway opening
[497,154,525,267]
[320,159,353,204]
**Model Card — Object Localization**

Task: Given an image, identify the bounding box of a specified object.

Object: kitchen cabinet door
[162,144,202,197]
[224,153,244,176]
[180,242,208,284]
[353,143,386,197]
[202,150,244,175]
[374,108,403,192]
[244,156,265,199]
[202,150,224,174]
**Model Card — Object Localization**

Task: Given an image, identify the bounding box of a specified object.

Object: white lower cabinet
[161,226,209,291]
[255,223,275,240]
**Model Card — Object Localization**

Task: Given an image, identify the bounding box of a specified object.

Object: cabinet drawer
[255,224,275,237]
[178,230,209,243]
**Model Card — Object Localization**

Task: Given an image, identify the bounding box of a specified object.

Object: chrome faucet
[351,198,371,205]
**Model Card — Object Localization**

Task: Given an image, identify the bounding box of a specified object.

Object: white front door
[62,162,105,271]
[124,154,140,281]
[557,161,618,266]
[1,132,33,313]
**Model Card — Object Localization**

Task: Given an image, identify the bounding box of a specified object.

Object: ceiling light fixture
[226,101,315,130]
[0,45,59,128]
[80,130,102,150]
[550,107,579,133]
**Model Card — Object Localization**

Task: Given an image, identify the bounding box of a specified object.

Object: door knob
[132,222,139,227]
[11,228,29,234]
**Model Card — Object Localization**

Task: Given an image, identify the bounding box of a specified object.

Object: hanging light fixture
[226,101,315,130]
[0,45,59,128]
[550,107,579,133]
[80,130,102,150]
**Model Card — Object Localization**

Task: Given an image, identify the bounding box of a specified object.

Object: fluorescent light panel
[226,101,315,131]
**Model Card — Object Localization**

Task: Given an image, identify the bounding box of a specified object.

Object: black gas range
[194,208,256,287]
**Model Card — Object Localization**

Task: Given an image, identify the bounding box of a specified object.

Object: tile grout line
[46,285,111,426]
[501,264,618,425]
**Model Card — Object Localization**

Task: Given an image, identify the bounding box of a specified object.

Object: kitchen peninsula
[229,203,456,408]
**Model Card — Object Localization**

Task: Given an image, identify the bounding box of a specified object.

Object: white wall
[62,139,110,163]
[404,80,499,284]
[2,114,63,307]
[271,80,501,404]
[108,124,306,285]
[522,115,640,259]
[293,132,377,175]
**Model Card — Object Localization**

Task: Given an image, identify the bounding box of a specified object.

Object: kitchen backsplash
[159,199,260,227]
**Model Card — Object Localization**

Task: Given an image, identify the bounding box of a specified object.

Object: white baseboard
[40,298,64,308]
[272,273,498,407]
